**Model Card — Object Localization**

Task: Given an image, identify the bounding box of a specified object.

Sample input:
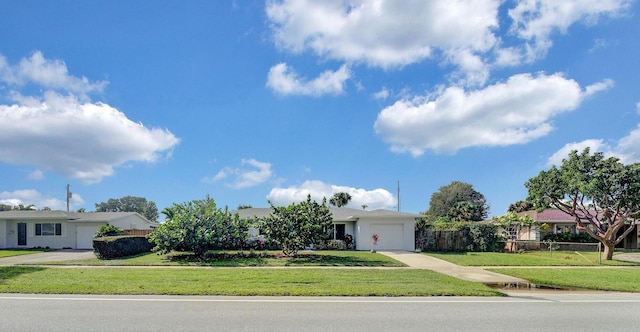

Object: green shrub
[148,197,249,257]
[343,234,354,250]
[466,223,498,252]
[94,224,124,238]
[325,240,347,250]
[93,235,154,259]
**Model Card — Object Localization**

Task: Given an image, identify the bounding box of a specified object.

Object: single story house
[236,207,421,251]
[0,210,158,250]
[516,209,639,249]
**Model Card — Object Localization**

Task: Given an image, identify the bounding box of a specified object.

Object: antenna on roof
[66,184,72,212]
[397,180,400,212]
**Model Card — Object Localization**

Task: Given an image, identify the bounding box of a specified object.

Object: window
[332,224,346,240]
[35,223,62,236]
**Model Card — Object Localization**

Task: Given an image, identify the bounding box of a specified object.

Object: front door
[17,223,27,246]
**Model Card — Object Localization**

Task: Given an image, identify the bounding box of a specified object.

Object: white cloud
[548,126,640,166]
[374,73,612,156]
[0,52,180,183]
[373,87,390,100]
[266,0,499,70]
[444,48,490,87]
[266,180,396,210]
[203,159,273,189]
[616,126,640,164]
[266,63,351,96]
[508,0,631,62]
[0,189,84,210]
[28,169,44,180]
[0,51,107,98]
[265,0,631,87]
[546,139,607,167]
[589,38,610,53]
[584,79,614,97]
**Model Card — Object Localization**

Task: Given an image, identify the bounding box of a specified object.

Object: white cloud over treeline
[266,180,396,210]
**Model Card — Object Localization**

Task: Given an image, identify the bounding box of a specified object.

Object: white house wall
[14,220,77,249]
[106,215,154,230]
[0,220,6,248]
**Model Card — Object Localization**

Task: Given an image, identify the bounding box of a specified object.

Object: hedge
[93,235,154,259]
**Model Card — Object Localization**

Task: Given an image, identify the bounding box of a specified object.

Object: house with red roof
[517,209,639,249]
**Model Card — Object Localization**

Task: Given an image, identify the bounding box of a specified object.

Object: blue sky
[1,0,639,217]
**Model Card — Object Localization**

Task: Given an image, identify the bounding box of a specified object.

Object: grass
[0,249,47,258]
[0,266,501,296]
[425,251,637,266]
[489,267,640,292]
[41,250,407,267]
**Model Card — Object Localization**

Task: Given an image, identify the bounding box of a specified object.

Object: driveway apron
[379,251,529,287]
[0,250,95,266]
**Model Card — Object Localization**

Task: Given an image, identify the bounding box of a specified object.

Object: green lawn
[42,250,406,267]
[0,266,501,296]
[490,267,640,292]
[425,251,637,266]
[0,249,46,258]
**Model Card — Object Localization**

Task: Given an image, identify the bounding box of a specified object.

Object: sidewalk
[379,251,529,287]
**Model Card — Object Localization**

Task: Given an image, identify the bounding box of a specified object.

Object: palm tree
[329,192,352,207]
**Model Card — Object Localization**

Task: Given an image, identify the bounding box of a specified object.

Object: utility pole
[66,184,72,212]
[397,180,400,212]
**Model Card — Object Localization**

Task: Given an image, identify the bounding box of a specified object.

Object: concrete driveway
[379,251,529,287]
[614,252,640,264]
[0,250,95,266]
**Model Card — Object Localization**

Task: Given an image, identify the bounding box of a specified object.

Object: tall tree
[329,192,352,207]
[426,181,489,221]
[148,196,248,256]
[259,195,333,256]
[526,148,640,260]
[95,196,159,222]
[507,200,535,213]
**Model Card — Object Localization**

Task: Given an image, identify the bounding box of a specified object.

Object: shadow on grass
[167,253,270,266]
[0,267,46,283]
[285,254,389,266]
[164,252,395,267]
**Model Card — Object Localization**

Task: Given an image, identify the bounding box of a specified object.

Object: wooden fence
[417,229,471,252]
[123,229,154,236]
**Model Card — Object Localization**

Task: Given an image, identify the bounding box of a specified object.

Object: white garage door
[370,224,405,250]
[76,225,99,249]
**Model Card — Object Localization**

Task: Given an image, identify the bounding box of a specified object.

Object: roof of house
[235,207,423,221]
[518,209,575,222]
[0,210,157,224]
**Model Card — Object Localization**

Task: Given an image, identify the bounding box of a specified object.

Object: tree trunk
[603,242,615,260]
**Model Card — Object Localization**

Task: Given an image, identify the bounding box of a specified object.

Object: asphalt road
[2,292,639,332]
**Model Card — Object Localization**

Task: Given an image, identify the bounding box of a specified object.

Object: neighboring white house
[0,210,158,250]
[236,207,421,251]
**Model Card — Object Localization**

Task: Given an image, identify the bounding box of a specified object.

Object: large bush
[416,221,498,252]
[93,235,153,259]
[466,223,498,252]
[148,196,249,257]
[94,224,124,238]
[258,195,332,256]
